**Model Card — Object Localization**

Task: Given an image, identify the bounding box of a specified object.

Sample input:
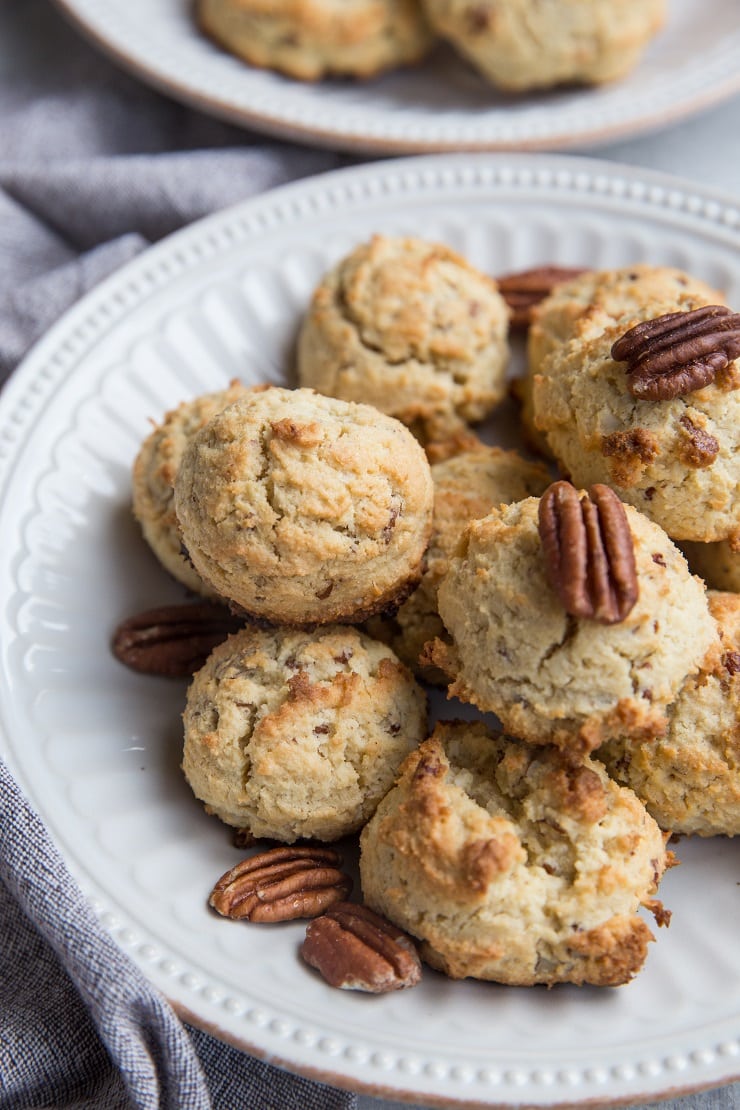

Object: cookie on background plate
[421,0,665,91]
[196,0,435,81]
[600,591,740,837]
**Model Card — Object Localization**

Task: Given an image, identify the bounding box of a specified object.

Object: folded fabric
[0,760,356,1110]
[1,4,738,1110]
[0,2,355,1107]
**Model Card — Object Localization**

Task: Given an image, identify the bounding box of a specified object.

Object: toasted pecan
[611,305,740,400]
[538,481,638,624]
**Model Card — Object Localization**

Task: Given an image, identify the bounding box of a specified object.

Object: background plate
[52,0,740,154]
[1,154,740,1107]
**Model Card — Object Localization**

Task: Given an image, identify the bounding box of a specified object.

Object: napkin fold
[0,2,353,1107]
[0,0,343,383]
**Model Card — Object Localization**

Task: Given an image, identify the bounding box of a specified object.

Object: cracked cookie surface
[522,265,740,545]
[195,0,434,80]
[297,235,510,443]
[517,265,723,459]
[182,624,427,840]
[600,591,740,837]
[532,317,740,543]
[430,495,716,754]
[421,0,665,91]
[174,386,434,624]
[366,444,550,680]
[360,720,670,985]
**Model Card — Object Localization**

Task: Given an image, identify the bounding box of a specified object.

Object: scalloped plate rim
[1,153,739,1108]
[49,0,740,154]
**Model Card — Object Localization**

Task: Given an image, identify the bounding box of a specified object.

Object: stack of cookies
[194,0,666,92]
[121,233,740,993]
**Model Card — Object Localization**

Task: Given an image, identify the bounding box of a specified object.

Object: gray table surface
[2,1,739,1107]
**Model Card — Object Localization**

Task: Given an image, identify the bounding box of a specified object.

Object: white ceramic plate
[1,154,740,1108]
[52,0,740,154]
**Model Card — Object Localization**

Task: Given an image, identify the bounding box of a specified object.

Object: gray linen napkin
[0,1,356,1107]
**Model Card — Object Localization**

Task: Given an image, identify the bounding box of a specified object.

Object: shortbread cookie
[183,625,427,841]
[367,445,550,679]
[297,235,510,443]
[680,538,740,593]
[360,721,670,986]
[174,387,434,624]
[421,0,665,91]
[519,266,723,459]
[600,591,740,837]
[531,305,740,544]
[430,494,716,753]
[196,0,434,81]
[132,381,248,596]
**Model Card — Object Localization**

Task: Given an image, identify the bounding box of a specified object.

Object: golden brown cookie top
[298,235,510,438]
[360,720,669,986]
[174,386,434,624]
[600,590,740,837]
[533,312,740,542]
[433,494,717,754]
[183,623,427,840]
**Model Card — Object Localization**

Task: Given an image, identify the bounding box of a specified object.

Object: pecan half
[209,846,352,923]
[611,305,740,400]
[538,481,638,624]
[496,266,588,329]
[301,902,422,993]
[112,602,242,676]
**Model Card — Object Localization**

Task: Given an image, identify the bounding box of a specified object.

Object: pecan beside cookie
[497,265,588,329]
[210,846,353,924]
[301,902,422,993]
[112,602,242,676]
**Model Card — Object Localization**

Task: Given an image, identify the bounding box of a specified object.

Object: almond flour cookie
[182,624,427,841]
[531,307,740,544]
[360,721,670,986]
[680,538,740,594]
[297,235,510,444]
[132,380,248,596]
[195,0,434,81]
[518,265,723,459]
[600,591,740,837]
[430,494,716,754]
[366,444,550,680]
[528,266,722,379]
[174,387,434,625]
[421,0,665,91]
